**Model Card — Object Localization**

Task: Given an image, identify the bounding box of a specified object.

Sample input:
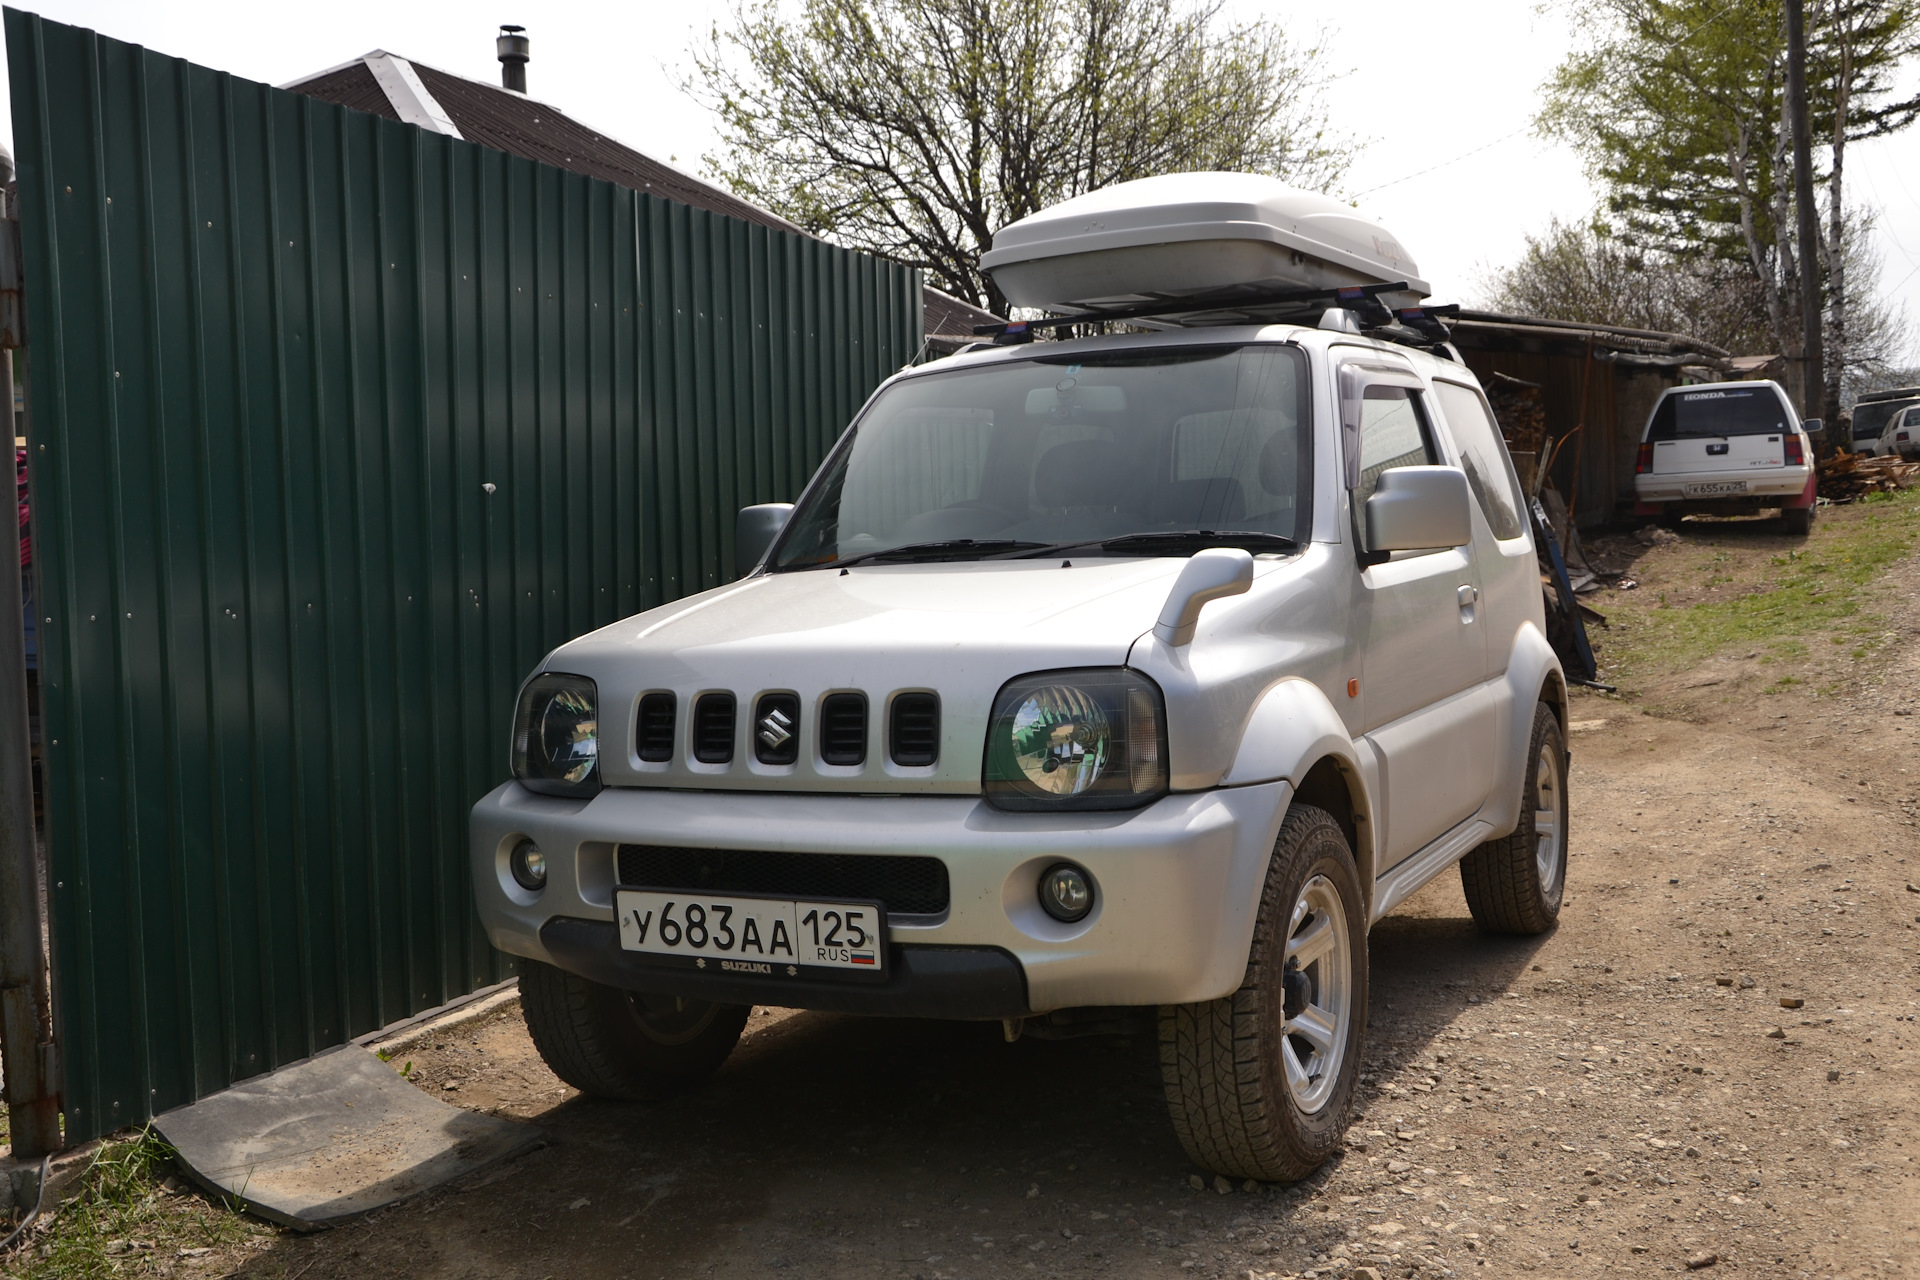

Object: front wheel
[1159,803,1367,1181]
[519,958,749,1100]
[1459,701,1568,934]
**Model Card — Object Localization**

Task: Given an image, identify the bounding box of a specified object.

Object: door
[1647,385,1792,487]
[1341,361,1498,866]
[1430,378,1536,685]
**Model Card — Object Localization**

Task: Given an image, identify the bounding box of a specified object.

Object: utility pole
[1785,0,1825,425]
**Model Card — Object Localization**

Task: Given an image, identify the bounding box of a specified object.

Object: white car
[469,174,1570,1183]
[1632,380,1820,533]
[1874,404,1920,460]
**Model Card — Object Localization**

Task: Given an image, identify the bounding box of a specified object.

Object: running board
[1369,818,1493,924]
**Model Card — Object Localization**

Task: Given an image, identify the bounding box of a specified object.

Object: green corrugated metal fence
[4,7,921,1141]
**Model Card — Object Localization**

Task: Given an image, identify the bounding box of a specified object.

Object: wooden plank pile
[1818,449,1920,502]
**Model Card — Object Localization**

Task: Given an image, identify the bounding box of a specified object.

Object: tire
[1159,803,1368,1182]
[518,958,750,1100]
[1780,504,1813,535]
[1459,702,1568,935]
[1659,509,1687,531]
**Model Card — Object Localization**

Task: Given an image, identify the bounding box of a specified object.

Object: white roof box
[980,172,1428,318]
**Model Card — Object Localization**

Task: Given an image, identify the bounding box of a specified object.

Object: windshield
[1647,386,1790,440]
[1851,397,1917,440]
[771,344,1312,569]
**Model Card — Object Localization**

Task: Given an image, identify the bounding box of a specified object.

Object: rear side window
[1648,387,1790,440]
[1432,381,1527,540]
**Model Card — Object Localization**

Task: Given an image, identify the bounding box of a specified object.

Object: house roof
[283,51,1001,343]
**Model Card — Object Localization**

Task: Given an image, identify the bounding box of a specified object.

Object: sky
[4,0,1920,361]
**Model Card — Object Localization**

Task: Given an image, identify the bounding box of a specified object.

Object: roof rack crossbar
[1017,279,1414,329]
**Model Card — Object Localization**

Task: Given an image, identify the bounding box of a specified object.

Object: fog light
[510,840,548,892]
[1039,862,1093,923]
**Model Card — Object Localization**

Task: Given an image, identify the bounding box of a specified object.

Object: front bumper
[470,780,1292,1016]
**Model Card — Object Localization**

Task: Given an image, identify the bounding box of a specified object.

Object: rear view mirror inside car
[1026,384,1126,415]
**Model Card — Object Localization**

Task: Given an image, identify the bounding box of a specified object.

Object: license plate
[1683,480,1749,496]
[614,888,886,975]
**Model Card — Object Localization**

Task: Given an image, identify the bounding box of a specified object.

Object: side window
[1352,383,1436,503]
[1432,381,1527,540]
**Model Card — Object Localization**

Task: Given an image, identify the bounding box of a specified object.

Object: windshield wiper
[999,530,1300,559]
[803,539,1046,570]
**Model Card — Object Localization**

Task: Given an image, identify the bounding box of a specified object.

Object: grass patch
[1595,490,1920,686]
[4,1127,261,1276]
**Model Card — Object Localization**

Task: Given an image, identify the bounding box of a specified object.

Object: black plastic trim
[692,692,736,764]
[538,916,1030,1020]
[819,691,867,766]
[636,692,676,763]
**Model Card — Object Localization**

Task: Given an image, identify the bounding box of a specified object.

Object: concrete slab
[154,1045,540,1230]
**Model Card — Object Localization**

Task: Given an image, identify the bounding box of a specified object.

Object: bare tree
[1480,212,1905,377]
[691,0,1358,314]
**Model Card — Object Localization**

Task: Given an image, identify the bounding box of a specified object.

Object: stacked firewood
[1817,450,1920,502]
[1485,372,1548,454]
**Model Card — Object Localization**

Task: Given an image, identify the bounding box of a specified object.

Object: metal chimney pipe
[497,24,528,92]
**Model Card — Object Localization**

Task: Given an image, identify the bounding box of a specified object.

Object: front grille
[636,692,676,762]
[889,692,940,766]
[754,692,800,765]
[617,845,950,916]
[692,693,736,764]
[819,692,867,766]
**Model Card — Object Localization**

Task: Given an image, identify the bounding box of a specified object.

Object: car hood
[547,558,1202,793]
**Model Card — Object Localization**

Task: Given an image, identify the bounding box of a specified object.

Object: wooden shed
[1450,311,1734,528]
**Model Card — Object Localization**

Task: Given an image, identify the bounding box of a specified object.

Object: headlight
[983,668,1167,811]
[512,673,602,798]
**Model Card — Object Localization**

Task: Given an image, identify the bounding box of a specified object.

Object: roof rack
[972,283,1460,354]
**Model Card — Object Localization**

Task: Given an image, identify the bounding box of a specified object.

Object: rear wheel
[1159,804,1367,1181]
[1459,702,1567,935]
[1780,504,1813,535]
[519,958,749,1100]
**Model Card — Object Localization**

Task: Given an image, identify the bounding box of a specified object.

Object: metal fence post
[0,140,60,1157]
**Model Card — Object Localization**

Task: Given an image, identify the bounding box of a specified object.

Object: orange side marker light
[1347,678,1359,698]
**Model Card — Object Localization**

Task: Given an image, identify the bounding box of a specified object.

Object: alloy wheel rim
[627,993,721,1046]
[1534,738,1566,899]
[1280,874,1352,1114]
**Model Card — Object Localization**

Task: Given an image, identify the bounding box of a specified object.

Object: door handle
[1457,584,1479,607]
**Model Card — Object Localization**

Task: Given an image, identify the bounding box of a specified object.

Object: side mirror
[735,503,794,577]
[1364,466,1472,554]
[1800,417,1825,438]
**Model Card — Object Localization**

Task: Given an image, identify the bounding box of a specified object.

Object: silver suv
[470,322,1569,1181]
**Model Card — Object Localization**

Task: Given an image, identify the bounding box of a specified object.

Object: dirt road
[204,511,1913,1280]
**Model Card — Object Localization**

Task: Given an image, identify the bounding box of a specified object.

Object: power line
[1348,2,1752,203]
[1348,128,1531,199]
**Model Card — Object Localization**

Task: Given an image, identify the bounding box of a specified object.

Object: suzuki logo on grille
[758,707,794,749]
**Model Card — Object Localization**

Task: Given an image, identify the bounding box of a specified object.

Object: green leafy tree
[1538,0,1920,394]
[691,0,1357,314]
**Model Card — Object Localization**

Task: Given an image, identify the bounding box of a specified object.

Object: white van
[1632,380,1820,534]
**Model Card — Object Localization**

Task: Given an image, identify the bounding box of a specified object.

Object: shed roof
[283,52,1001,344]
